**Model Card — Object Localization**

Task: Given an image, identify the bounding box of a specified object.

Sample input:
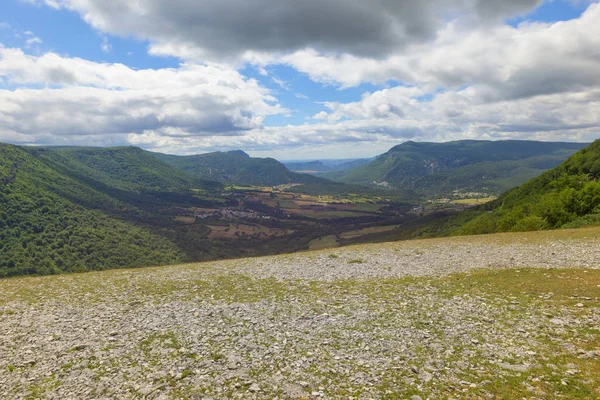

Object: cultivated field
[1,227,600,399]
[208,224,292,240]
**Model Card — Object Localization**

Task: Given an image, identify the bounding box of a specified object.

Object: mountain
[324,140,589,196]
[283,160,328,174]
[283,158,373,175]
[0,143,413,277]
[152,150,325,186]
[36,146,221,192]
[454,139,600,234]
[0,144,185,277]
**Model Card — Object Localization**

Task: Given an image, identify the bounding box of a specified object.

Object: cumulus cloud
[4,1,600,157]
[125,84,599,157]
[27,0,542,62]
[309,84,600,145]
[0,47,285,146]
[282,3,600,94]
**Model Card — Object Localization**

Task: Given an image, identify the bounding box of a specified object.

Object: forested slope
[36,146,220,192]
[153,150,325,186]
[455,140,600,234]
[0,144,183,277]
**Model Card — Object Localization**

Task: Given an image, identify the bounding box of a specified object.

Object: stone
[248,383,260,392]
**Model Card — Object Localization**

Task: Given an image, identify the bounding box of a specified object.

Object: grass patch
[348,259,365,264]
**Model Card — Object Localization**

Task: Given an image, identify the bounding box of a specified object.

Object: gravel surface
[1,228,599,399]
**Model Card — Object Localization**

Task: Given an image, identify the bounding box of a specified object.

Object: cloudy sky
[0,0,599,159]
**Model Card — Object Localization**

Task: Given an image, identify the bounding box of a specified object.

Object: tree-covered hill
[454,139,600,234]
[35,146,221,193]
[324,140,588,196]
[152,150,326,186]
[0,143,416,278]
[0,144,184,277]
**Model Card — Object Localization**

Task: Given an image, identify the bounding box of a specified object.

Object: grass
[339,225,400,239]
[2,225,600,307]
[348,259,365,264]
[2,261,599,398]
[453,197,498,205]
[308,235,339,250]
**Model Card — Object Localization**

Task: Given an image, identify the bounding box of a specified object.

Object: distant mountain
[283,160,328,173]
[455,139,600,234]
[324,140,588,196]
[152,150,325,186]
[283,158,373,175]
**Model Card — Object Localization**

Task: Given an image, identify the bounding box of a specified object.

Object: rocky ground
[1,227,600,399]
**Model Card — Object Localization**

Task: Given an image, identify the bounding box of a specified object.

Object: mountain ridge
[151,149,329,186]
[324,139,589,195]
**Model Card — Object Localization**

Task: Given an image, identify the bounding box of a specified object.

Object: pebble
[249,383,260,392]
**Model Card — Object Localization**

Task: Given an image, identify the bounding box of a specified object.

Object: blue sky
[0,0,396,128]
[0,0,598,159]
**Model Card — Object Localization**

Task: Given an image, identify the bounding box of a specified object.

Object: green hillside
[0,144,184,277]
[152,150,325,186]
[455,140,600,235]
[36,146,220,193]
[0,143,413,278]
[324,140,588,196]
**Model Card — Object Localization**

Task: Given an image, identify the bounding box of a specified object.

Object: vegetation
[36,146,221,192]
[0,143,416,278]
[325,140,588,196]
[152,149,327,186]
[456,140,600,235]
[3,138,598,278]
[0,144,183,277]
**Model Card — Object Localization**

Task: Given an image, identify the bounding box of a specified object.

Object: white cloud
[27,0,543,63]
[100,36,111,53]
[4,1,600,157]
[271,76,290,91]
[25,36,42,48]
[281,3,600,95]
[0,47,285,146]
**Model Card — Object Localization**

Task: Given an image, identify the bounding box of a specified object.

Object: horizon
[3,137,595,161]
[1,0,599,159]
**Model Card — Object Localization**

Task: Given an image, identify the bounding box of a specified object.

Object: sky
[0,0,599,160]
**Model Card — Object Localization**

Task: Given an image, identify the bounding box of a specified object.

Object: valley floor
[1,228,600,399]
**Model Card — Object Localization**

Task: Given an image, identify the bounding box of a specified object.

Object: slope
[453,139,600,234]
[0,144,184,277]
[324,140,588,195]
[2,227,600,399]
[152,150,325,186]
[34,146,221,193]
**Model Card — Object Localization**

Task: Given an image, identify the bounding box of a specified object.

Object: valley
[1,139,598,278]
[1,139,600,399]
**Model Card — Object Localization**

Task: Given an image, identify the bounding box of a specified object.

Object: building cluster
[194,208,271,220]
